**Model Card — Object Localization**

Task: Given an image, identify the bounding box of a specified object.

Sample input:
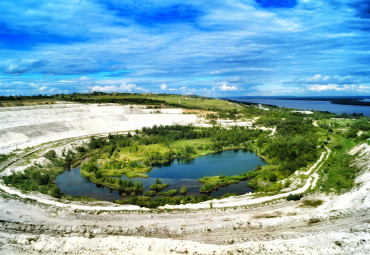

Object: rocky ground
[0,103,369,254]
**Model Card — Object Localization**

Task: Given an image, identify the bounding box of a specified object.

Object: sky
[0,0,370,97]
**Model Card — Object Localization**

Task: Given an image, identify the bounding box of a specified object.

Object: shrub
[301,199,323,207]
[44,150,57,160]
[287,193,303,201]
[159,189,178,196]
[180,186,187,195]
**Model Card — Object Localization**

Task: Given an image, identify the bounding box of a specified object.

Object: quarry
[0,101,369,254]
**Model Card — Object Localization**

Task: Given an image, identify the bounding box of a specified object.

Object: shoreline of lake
[228,97,370,116]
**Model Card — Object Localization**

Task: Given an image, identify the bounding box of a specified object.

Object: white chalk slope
[0,103,198,154]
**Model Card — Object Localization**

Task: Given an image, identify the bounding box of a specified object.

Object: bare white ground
[0,103,199,154]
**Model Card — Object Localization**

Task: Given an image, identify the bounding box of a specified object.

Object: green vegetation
[2,165,63,198]
[150,179,169,192]
[0,93,240,112]
[143,190,157,196]
[301,199,324,207]
[0,153,15,164]
[1,148,88,198]
[180,186,187,195]
[115,194,212,208]
[0,94,55,107]
[158,189,178,196]
[199,173,254,193]
[318,136,359,192]
[287,194,304,201]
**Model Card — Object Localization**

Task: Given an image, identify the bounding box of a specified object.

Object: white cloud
[90,85,118,92]
[160,83,167,90]
[307,84,359,91]
[58,80,77,83]
[79,76,90,81]
[91,83,149,93]
[307,84,338,91]
[119,83,137,91]
[304,74,357,85]
[219,84,237,91]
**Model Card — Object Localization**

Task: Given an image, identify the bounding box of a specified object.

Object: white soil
[0,103,200,154]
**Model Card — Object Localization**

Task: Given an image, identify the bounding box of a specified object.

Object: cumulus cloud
[90,83,149,93]
[304,74,358,85]
[282,74,369,94]
[219,84,237,91]
[160,83,167,90]
[90,85,118,92]
[307,84,359,92]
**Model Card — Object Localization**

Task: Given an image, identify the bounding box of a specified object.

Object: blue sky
[0,0,369,96]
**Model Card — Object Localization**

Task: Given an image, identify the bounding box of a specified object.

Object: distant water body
[229,98,370,116]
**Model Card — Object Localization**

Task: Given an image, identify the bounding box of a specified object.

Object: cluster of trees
[118,179,144,193]
[210,126,267,149]
[345,120,370,139]
[0,95,54,101]
[264,135,318,176]
[2,166,62,198]
[199,172,254,193]
[43,149,77,170]
[150,178,169,191]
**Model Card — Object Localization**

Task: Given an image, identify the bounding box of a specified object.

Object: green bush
[180,186,187,195]
[287,193,303,201]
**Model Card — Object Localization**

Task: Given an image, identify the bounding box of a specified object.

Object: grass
[0,153,16,166]
[158,189,178,196]
[0,100,56,107]
[199,173,253,193]
[300,199,324,208]
[59,93,241,111]
[308,218,321,225]
[170,138,213,152]
[318,134,359,193]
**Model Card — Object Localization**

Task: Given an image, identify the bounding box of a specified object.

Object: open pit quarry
[0,103,369,254]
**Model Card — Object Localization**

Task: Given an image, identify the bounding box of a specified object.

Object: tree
[50,186,62,198]
[180,186,187,195]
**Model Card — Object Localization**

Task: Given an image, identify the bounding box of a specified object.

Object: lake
[229,98,370,116]
[55,149,266,201]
